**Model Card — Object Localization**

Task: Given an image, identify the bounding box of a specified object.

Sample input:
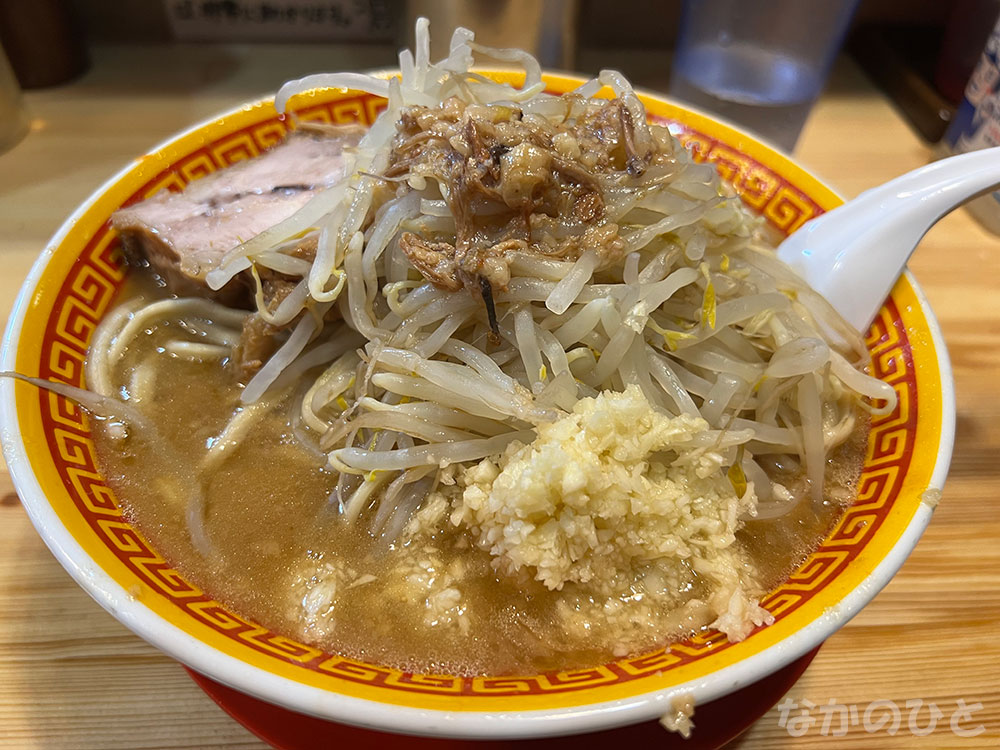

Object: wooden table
[0,44,997,749]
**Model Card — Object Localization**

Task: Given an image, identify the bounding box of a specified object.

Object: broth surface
[92,280,867,675]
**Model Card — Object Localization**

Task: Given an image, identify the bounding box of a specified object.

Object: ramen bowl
[0,71,955,740]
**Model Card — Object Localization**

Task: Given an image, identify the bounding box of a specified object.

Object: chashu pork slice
[111,126,363,304]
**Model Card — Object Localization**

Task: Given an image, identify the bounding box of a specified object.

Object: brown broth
[92,281,866,675]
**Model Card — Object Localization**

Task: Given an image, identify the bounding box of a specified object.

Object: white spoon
[777,147,1000,332]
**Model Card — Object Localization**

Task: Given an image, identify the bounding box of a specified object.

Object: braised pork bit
[233,239,314,378]
[111,127,361,380]
[385,95,673,326]
[112,127,363,306]
[233,236,344,379]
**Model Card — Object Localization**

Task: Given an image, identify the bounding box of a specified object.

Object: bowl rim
[0,73,956,739]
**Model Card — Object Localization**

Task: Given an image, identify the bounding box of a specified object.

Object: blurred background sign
[2,0,1000,152]
[164,0,395,42]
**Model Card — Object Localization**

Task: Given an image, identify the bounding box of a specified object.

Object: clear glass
[669,0,859,152]
[0,46,28,154]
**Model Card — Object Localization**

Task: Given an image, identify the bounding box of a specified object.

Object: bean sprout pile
[86,22,896,545]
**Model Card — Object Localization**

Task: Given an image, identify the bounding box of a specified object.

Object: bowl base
[186,646,819,750]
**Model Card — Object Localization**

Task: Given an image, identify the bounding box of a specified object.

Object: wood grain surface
[0,45,997,749]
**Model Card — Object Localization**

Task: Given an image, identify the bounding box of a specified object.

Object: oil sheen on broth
[93,279,868,676]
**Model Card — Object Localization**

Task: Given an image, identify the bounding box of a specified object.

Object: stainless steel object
[404,0,578,69]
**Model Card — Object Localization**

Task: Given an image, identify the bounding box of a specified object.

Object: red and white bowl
[0,71,955,739]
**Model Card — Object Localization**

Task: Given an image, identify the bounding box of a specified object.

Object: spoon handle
[777,147,1000,332]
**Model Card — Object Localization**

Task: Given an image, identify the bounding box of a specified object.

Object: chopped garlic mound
[456,385,755,590]
[453,384,769,642]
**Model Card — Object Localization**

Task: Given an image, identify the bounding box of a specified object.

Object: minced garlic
[452,385,769,642]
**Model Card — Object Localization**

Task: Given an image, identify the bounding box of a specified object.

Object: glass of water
[669,0,859,153]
